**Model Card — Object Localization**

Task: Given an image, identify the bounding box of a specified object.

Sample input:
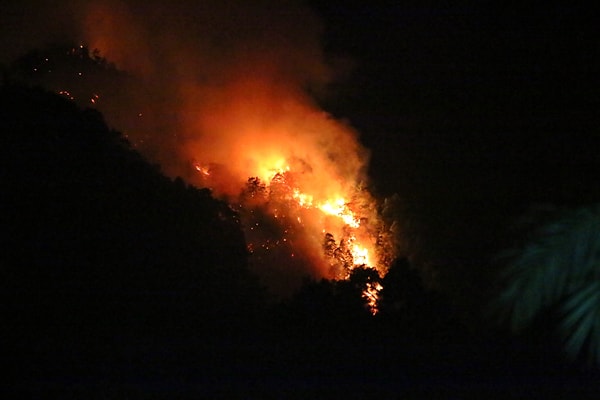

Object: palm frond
[492,204,600,366]
[559,281,600,364]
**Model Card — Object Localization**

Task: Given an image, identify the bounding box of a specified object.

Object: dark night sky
[310,2,598,193]
[303,2,600,269]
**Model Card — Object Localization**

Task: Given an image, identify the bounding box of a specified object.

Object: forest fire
[4,0,398,313]
[193,155,393,313]
[174,69,398,305]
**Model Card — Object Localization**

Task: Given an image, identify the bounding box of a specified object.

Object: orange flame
[195,156,390,287]
[363,282,383,315]
[71,0,396,300]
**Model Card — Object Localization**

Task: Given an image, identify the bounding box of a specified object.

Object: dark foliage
[491,204,600,367]
[2,84,599,399]
[0,84,266,393]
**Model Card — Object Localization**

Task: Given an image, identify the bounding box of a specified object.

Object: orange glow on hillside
[72,1,397,309]
[194,151,392,302]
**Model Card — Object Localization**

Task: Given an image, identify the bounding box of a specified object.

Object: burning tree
[196,163,395,312]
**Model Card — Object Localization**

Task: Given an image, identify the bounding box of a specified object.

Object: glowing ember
[193,162,210,176]
[318,199,361,229]
[58,90,74,100]
[363,282,383,315]
[351,243,370,266]
[292,189,313,208]
[257,158,290,184]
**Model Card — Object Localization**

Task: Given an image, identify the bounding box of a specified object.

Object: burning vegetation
[8,41,397,313]
[194,159,396,311]
[4,0,399,313]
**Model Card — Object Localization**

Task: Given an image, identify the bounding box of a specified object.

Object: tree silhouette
[0,84,265,363]
[242,176,268,205]
[378,258,426,316]
[491,204,600,366]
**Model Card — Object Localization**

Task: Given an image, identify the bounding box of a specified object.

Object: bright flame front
[194,155,393,314]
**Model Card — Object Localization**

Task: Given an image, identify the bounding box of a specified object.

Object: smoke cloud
[1,0,391,295]
[2,0,366,188]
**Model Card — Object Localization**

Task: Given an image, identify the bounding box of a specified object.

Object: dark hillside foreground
[2,85,600,398]
[0,84,263,397]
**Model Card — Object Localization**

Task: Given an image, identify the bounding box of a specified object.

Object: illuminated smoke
[1,0,396,300]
